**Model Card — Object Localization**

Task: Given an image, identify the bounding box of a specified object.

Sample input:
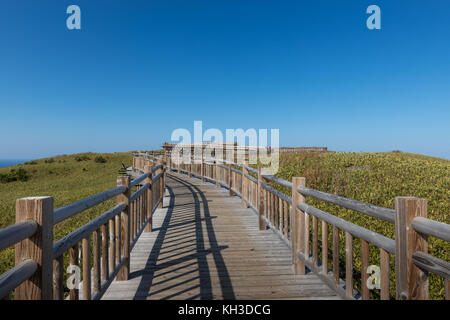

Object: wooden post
[163,157,166,193]
[242,161,248,208]
[322,221,328,275]
[158,159,164,209]
[164,150,169,172]
[445,280,449,300]
[395,197,428,300]
[257,166,265,230]
[69,244,79,300]
[333,226,339,284]
[361,239,369,299]
[215,161,220,187]
[15,196,53,300]
[228,163,233,196]
[201,149,206,182]
[116,175,131,281]
[167,152,172,172]
[82,235,91,300]
[52,255,63,300]
[93,229,101,294]
[291,177,306,275]
[101,224,109,282]
[345,232,353,298]
[144,162,153,232]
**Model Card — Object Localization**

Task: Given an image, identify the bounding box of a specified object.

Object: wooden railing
[0,155,166,300]
[162,151,450,300]
[1,149,448,300]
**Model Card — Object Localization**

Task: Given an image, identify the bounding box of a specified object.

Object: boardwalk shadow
[130,174,235,300]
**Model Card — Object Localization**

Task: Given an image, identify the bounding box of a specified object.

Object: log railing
[0,155,166,300]
[1,149,448,300]
[163,150,449,300]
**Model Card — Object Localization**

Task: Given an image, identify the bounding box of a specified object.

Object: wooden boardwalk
[102,172,340,300]
[3,152,445,300]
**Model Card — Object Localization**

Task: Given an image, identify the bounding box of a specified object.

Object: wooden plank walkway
[102,172,340,300]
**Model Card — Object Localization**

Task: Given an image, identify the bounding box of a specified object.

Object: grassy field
[0,150,448,299]
[264,151,449,299]
[0,152,133,278]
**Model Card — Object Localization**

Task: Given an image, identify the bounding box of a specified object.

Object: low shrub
[0,168,29,183]
[75,155,91,162]
[94,156,107,163]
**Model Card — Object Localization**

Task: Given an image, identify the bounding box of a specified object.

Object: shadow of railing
[130,174,235,299]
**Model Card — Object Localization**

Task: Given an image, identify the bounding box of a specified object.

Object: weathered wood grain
[15,196,53,300]
[395,197,428,300]
[102,174,340,300]
[361,239,369,300]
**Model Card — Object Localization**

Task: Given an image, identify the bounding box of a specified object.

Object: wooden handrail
[162,152,449,300]
[262,174,292,189]
[411,216,450,242]
[0,221,38,251]
[3,151,446,300]
[53,203,126,259]
[297,202,395,254]
[0,259,38,299]
[54,186,126,224]
[297,185,396,223]
[261,183,292,204]
[412,251,450,280]
[151,164,163,173]
[0,153,168,300]
[130,183,150,202]
[243,172,257,184]
[152,172,163,184]
[130,172,150,187]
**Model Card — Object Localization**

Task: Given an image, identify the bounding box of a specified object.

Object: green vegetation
[262,151,449,299]
[74,155,91,161]
[94,155,107,163]
[0,150,448,299]
[0,152,132,278]
[0,168,29,183]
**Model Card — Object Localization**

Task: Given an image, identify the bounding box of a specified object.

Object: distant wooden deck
[102,172,340,300]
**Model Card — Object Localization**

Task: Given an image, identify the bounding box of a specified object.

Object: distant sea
[0,160,29,168]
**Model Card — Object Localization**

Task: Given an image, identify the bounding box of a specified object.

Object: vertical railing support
[257,166,265,230]
[291,177,306,275]
[189,154,192,177]
[215,161,220,188]
[242,161,248,208]
[162,157,166,192]
[395,197,429,300]
[164,150,169,172]
[116,175,131,281]
[228,163,233,196]
[158,159,164,208]
[144,161,153,232]
[15,196,54,300]
[201,148,206,182]
[52,255,63,300]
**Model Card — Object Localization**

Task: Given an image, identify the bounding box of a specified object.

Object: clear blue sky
[1,0,449,159]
